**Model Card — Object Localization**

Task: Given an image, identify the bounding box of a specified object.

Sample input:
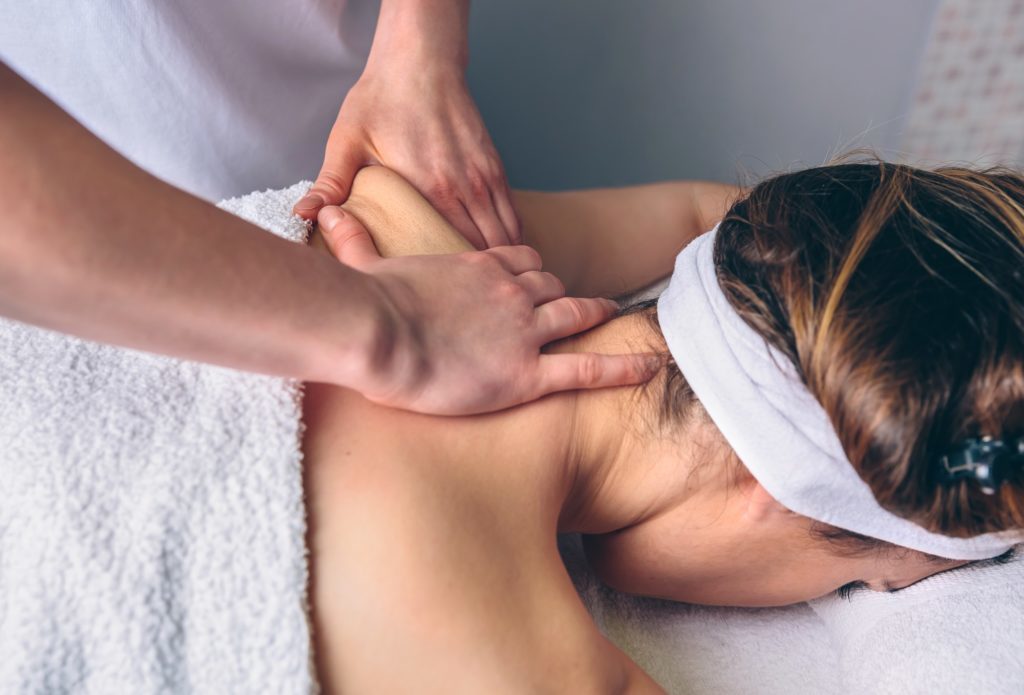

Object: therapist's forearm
[365,0,471,74]
[0,64,385,386]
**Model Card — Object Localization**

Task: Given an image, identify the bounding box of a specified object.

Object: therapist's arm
[515,182,743,298]
[295,0,520,250]
[0,63,658,414]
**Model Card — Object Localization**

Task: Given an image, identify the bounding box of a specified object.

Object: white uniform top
[0,1,379,201]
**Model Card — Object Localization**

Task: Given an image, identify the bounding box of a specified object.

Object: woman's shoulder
[302,382,644,693]
[341,165,473,256]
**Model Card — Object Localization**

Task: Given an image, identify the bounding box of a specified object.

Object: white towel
[558,534,842,695]
[808,545,1024,694]
[0,182,316,694]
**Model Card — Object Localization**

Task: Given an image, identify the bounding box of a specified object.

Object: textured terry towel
[0,182,316,694]
[809,545,1024,694]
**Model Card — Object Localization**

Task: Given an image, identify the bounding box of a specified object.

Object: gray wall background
[467,0,941,190]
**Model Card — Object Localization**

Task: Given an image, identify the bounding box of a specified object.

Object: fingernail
[318,206,345,232]
[296,193,324,211]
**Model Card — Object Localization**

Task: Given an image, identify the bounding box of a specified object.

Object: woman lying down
[301,160,1024,693]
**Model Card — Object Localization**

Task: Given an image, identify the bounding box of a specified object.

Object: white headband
[656,224,1024,560]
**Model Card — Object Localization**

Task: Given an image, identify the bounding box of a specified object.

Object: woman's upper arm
[513,181,742,298]
[308,166,475,259]
[312,166,740,303]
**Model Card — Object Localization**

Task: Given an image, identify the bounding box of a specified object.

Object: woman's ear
[740,481,795,522]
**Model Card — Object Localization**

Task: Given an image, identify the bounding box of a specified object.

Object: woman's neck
[445,385,642,535]
[475,313,704,536]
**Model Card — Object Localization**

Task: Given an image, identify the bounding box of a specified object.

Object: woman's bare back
[300,168,659,693]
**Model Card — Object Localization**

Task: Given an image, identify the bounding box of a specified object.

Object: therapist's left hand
[294,65,520,250]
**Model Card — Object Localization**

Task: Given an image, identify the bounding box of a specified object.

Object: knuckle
[497,279,526,300]
[483,159,503,181]
[485,252,510,272]
[548,273,565,296]
[578,354,603,385]
[430,180,457,202]
[466,172,488,198]
[462,250,489,266]
[310,184,337,201]
[563,298,588,326]
[313,174,348,198]
[522,246,542,267]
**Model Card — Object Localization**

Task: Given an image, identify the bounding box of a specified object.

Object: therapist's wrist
[364,41,467,81]
[354,58,466,103]
[365,0,469,75]
[311,263,429,399]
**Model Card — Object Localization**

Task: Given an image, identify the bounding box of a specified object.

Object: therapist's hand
[317,206,662,415]
[293,0,517,249]
[295,66,518,250]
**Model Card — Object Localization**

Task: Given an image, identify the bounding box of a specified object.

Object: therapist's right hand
[316,206,663,415]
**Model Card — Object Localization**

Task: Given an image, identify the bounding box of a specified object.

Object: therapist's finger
[465,186,511,249]
[295,139,365,219]
[317,206,380,269]
[483,244,543,275]
[461,156,514,248]
[516,271,565,306]
[532,296,620,345]
[424,185,487,250]
[492,181,522,246]
[531,351,663,396]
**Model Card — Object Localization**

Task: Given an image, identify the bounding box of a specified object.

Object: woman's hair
[641,156,1024,545]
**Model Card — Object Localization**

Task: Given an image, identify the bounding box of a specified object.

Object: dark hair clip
[938,436,1024,495]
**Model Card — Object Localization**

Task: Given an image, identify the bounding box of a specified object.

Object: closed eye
[832,547,1013,601]
[835,580,869,600]
[837,576,938,599]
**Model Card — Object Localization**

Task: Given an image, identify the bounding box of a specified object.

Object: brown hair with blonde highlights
[713,155,1024,537]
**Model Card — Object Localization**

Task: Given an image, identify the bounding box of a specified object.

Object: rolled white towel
[0,183,316,694]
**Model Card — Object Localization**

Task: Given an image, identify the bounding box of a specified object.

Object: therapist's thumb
[294,144,364,219]
[317,206,380,270]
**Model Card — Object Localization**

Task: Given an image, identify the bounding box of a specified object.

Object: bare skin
[294,0,521,249]
[302,168,966,693]
[0,63,661,416]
